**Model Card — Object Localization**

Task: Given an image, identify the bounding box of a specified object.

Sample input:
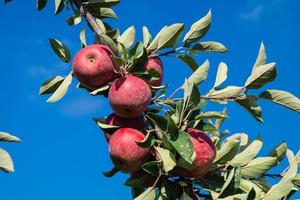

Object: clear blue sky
[0,0,299,199]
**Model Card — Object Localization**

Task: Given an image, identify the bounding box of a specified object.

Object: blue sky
[0,0,299,199]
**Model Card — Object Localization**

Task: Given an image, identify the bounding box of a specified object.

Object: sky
[0,0,300,199]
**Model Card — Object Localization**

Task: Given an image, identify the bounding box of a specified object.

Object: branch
[72,0,104,35]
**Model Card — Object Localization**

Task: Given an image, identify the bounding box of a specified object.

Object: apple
[145,56,163,86]
[108,75,152,118]
[173,128,216,178]
[109,128,150,173]
[72,44,118,90]
[104,113,147,141]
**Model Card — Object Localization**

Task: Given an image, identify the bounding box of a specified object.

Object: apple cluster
[72,44,216,179]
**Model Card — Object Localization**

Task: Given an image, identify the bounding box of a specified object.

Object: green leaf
[0,148,14,173]
[182,59,209,88]
[103,166,119,177]
[117,26,136,49]
[207,86,243,100]
[225,133,249,147]
[259,89,300,112]
[142,161,161,176]
[214,139,240,164]
[147,26,168,52]
[0,132,21,142]
[283,149,298,180]
[252,42,266,71]
[241,157,277,178]
[143,26,152,48]
[66,11,81,26]
[166,131,195,164]
[54,0,64,15]
[157,23,184,50]
[264,179,294,200]
[180,192,193,200]
[194,111,228,121]
[90,84,110,95]
[39,76,64,95]
[136,131,155,148]
[147,112,178,134]
[229,136,263,167]
[213,62,228,88]
[192,41,228,53]
[49,38,71,63]
[37,0,47,11]
[94,118,119,130]
[183,10,211,43]
[155,147,176,172]
[134,187,156,200]
[95,33,119,55]
[89,7,118,19]
[268,142,287,163]
[85,0,120,7]
[80,29,87,48]
[183,82,201,111]
[235,95,263,123]
[244,63,276,89]
[219,168,235,196]
[46,73,73,103]
[177,55,198,72]
[239,179,262,200]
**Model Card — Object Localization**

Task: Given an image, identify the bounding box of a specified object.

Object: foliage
[4,0,300,199]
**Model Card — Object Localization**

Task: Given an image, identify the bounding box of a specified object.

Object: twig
[263,173,282,179]
[72,0,104,35]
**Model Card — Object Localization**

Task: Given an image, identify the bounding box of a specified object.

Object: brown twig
[72,0,104,35]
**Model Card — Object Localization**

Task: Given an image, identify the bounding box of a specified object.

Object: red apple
[104,113,147,141]
[109,128,150,173]
[72,44,118,90]
[145,56,163,86]
[108,75,152,118]
[173,128,216,178]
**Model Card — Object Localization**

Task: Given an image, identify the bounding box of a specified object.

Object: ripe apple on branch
[3,0,300,199]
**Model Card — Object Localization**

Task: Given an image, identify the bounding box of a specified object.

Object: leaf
[157,23,184,50]
[264,179,294,200]
[54,0,64,15]
[241,157,277,178]
[225,133,249,146]
[147,26,168,52]
[80,29,87,48]
[0,132,21,142]
[192,41,228,53]
[95,33,119,55]
[90,84,110,95]
[239,179,262,200]
[177,55,198,72]
[85,0,120,7]
[0,148,14,173]
[207,86,243,100]
[183,10,211,43]
[89,7,118,19]
[182,59,209,88]
[219,169,235,196]
[252,42,266,72]
[147,112,178,134]
[134,187,156,200]
[180,192,193,200]
[194,111,228,121]
[49,38,71,63]
[268,142,287,163]
[214,139,240,164]
[155,147,176,172]
[142,161,161,176]
[103,166,119,177]
[283,149,298,180]
[136,131,155,148]
[143,26,152,48]
[46,73,73,103]
[259,89,300,112]
[94,118,119,130]
[229,136,263,167]
[117,26,136,49]
[39,76,64,95]
[66,12,81,26]
[183,82,201,111]
[166,131,195,164]
[235,95,263,123]
[213,62,228,88]
[37,0,47,11]
[244,63,276,89]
